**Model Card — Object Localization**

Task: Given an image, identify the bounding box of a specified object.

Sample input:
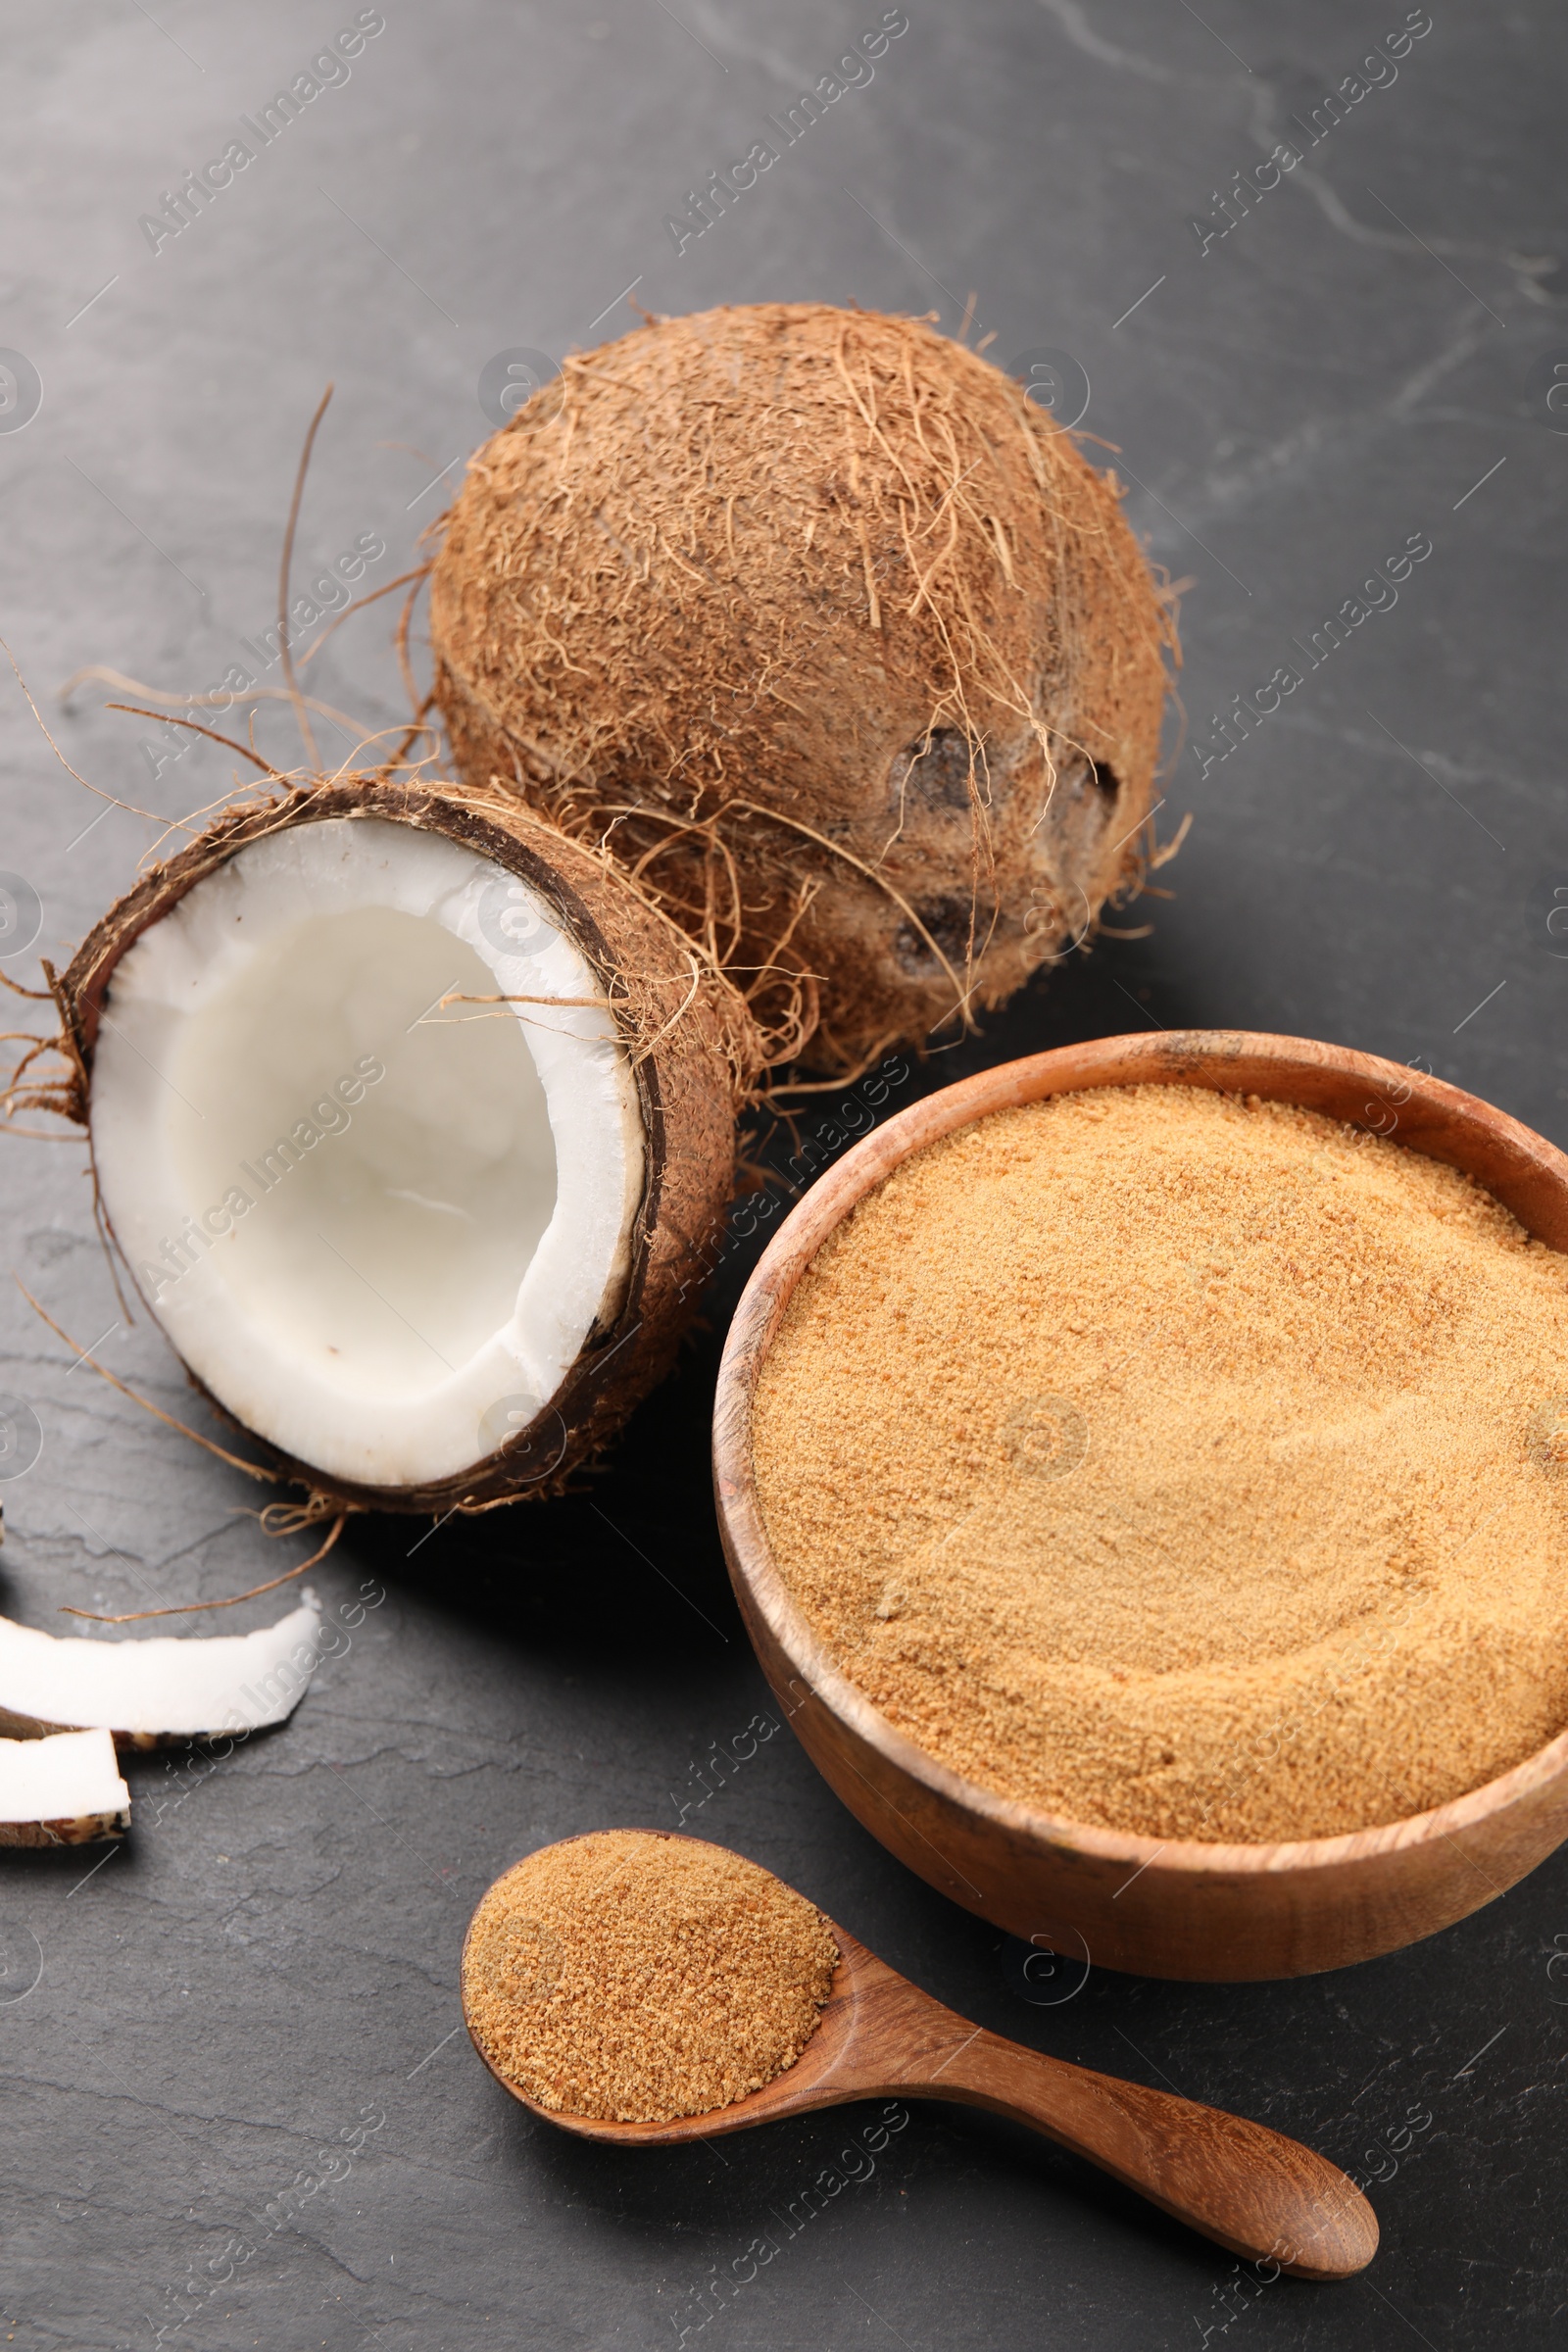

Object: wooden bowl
[712,1029,1568,1982]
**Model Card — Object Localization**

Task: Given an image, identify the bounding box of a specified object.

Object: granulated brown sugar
[752,1085,1568,1843]
[463,1831,838,2123]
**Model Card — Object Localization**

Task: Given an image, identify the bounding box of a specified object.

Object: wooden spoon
[464,1910,1378,2280]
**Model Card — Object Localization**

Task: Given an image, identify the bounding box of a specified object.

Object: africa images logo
[137,12,386,255]
[662,10,909,255]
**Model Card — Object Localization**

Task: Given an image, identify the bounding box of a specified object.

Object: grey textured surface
[2,2,1566,2344]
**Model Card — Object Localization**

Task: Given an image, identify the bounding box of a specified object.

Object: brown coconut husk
[32,772,759,1522]
[428,302,1180,1075]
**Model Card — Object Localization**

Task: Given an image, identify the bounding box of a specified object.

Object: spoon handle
[918,2029,1377,2279]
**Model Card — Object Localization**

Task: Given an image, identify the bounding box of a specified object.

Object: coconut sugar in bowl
[713,1030,1568,1982]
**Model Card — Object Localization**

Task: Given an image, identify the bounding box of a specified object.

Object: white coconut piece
[0,1594,323,1746]
[87,817,644,1492]
[0,1727,131,1846]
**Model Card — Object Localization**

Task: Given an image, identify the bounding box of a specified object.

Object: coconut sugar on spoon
[753,1085,1568,1844]
[464,1831,837,2123]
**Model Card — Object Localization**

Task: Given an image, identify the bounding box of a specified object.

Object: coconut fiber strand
[754,1086,1568,1844]
[463,1831,837,2123]
[430,304,1175,1073]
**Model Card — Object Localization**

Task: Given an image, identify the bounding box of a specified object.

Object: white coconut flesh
[0,1728,130,1843]
[88,818,644,1490]
[0,1596,323,1742]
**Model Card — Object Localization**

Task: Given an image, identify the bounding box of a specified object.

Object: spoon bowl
[463,1845,1378,2282]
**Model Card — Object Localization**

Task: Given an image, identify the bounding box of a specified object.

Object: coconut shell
[54,776,755,1518]
[428,302,1176,1073]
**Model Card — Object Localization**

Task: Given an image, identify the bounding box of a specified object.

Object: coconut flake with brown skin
[46,776,754,1519]
[0,1728,130,1847]
[0,1595,321,1747]
[429,302,1178,1074]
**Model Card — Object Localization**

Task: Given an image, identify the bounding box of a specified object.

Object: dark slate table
[2,3,1564,2344]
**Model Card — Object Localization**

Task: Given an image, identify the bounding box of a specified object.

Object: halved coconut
[0,1594,322,1747]
[0,1727,130,1846]
[56,779,751,1514]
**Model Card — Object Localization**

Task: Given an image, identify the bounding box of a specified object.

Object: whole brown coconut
[429,303,1177,1074]
[42,777,755,1520]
